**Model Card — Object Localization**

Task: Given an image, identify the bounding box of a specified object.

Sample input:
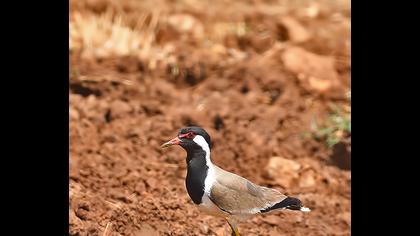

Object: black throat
[185,147,208,204]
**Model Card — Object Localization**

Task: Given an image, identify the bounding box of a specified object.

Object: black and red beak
[161,136,182,148]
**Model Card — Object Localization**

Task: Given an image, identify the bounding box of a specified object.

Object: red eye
[179,132,195,139]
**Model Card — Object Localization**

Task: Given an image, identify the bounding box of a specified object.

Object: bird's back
[209,165,288,217]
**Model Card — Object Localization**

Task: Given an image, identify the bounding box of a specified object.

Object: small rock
[110,100,132,118]
[338,211,351,226]
[78,201,90,211]
[331,141,351,170]
[87,225,99,234]
[297,3,320,18]
[299,169,317,188]
[135,181,146,193]
[214,226,227,236]
[308,76,333,91]
[279,16,311,43]
[265,157,301,188]
[75,208,89,220]
[199,224,209,234]
[145,178,157,189]
[69,209,81,225]
[69,107,80,120]
[211,43,227,55]
[282,47,340,93]
[86,95,97,107]
[79,169,90,177]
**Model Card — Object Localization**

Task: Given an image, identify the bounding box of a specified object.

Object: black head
[179,126,212,149]
[161,126,212,151]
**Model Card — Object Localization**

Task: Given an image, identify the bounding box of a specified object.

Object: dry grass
[69,10,159,58]
[69,0,350,71]
[102,222,112,236]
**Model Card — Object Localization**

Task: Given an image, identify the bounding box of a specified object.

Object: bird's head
[161,126,212,152]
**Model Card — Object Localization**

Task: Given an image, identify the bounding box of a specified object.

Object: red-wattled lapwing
[161,126,310,236]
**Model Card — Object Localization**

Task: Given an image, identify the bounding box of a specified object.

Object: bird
[161,126,310,236]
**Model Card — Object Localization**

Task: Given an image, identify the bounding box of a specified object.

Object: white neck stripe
[193,135,215,194]
[192,135,212,164]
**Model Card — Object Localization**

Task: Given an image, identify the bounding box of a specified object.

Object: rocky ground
[69,0,350,235]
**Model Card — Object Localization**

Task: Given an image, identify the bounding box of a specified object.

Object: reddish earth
[70,0,350,235]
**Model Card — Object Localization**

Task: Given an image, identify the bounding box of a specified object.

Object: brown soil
[70,0,350,235]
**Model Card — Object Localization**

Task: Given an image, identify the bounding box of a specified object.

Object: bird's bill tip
[161,136,182,148]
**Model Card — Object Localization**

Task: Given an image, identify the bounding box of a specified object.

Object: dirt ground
[69,0,351,235]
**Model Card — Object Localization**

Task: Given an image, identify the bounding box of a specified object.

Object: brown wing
[209,166,287,215]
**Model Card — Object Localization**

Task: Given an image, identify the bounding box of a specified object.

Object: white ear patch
[192,135,210,154]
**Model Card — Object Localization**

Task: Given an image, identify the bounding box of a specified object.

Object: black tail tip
[284,197,302,210]
[285,197,311,212]
[260,197,306,213]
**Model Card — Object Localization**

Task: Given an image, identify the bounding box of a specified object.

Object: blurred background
[69,0,350,235]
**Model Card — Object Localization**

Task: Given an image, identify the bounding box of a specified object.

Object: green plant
[307,92,351,147]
